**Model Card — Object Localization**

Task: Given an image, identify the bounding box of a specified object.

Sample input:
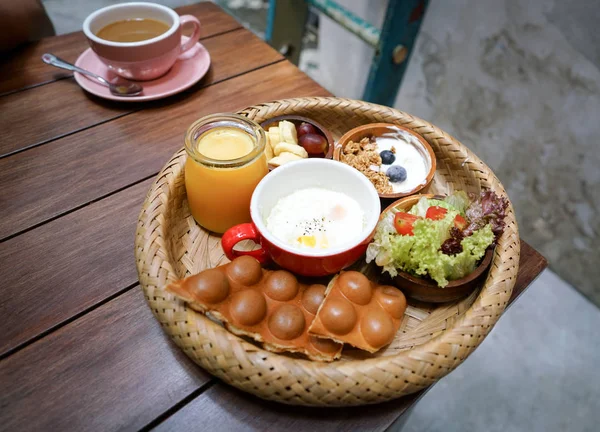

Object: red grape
[299,133,327,155]
[297,122,317,137]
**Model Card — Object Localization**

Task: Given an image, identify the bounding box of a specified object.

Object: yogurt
[266,188,365,249]
[373,129,429,193]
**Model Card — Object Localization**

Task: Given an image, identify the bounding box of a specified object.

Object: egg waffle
[165,256,343,361]
[309,271,407,353]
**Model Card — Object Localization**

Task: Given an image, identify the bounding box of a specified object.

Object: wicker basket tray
[135,97,520,406]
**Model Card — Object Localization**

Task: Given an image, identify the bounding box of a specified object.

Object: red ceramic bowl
[221,159,381,277]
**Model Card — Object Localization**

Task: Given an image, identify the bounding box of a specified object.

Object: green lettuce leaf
[366,205,495,287]
[443,224,494,282]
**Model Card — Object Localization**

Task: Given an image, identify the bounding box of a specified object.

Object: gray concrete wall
[316,0,600,305]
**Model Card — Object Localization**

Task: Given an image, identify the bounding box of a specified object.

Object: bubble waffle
[165,256,343,361]
[308,271,407,353]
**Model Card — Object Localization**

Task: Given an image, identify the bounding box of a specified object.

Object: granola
[340,137,393,194]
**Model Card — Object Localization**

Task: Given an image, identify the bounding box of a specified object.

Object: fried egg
[266,188,365,249]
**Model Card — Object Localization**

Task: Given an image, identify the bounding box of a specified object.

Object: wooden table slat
[0,2,241,95]
[0,61,328,241]
[154,383,405,432]
[0,288,210,432]
[0,179,151,357]
[509,240,547,303]
[0,27,282,158]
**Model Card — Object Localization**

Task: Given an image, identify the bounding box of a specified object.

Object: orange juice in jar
[184,113,268,233]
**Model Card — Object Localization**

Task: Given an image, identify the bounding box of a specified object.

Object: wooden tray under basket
[134,97,520,406]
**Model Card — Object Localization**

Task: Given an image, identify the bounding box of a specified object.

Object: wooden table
[0,3,548,431]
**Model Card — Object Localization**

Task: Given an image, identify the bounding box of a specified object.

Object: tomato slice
[454,214,467,230]
[394,212,419,236]
[425,206,448,221]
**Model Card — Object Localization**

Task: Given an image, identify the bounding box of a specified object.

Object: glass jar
[184,113,268,234]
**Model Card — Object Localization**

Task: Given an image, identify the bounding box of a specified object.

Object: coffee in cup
[83,2,201,81]
[96,18,171,43]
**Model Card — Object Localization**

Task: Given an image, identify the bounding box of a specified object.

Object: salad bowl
[376,194,496,303]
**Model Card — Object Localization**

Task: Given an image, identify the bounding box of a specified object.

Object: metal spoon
[42,53,143,97]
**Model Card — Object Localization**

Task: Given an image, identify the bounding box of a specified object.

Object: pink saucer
[74,40,210,102]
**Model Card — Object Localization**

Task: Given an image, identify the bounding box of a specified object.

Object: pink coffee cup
[83,2,201,81]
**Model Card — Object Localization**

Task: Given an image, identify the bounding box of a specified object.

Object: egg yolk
[297,234,329,249]
[329,204,347,221]
[298,235,316,247]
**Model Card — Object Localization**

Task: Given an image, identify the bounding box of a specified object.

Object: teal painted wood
[307,0,380,48]
[362,0,429,106]
[267,0,380,48]
[265,0,277,42]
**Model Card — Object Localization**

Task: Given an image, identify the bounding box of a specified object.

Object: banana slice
[268,152,303,166]
[268,127,280,148]
[278,120,298,145]
[274,142,308,158]
[265,132,274,160]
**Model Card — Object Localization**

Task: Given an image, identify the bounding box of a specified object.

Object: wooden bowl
[381,194,494,303]
[334,123,436,199]
[260,115,333,170]
[394,250,494,303]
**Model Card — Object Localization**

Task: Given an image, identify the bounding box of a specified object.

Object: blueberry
[387,165,407,182]
[380,150,395,165]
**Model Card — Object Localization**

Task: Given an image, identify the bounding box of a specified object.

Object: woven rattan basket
[135,97,520,406]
